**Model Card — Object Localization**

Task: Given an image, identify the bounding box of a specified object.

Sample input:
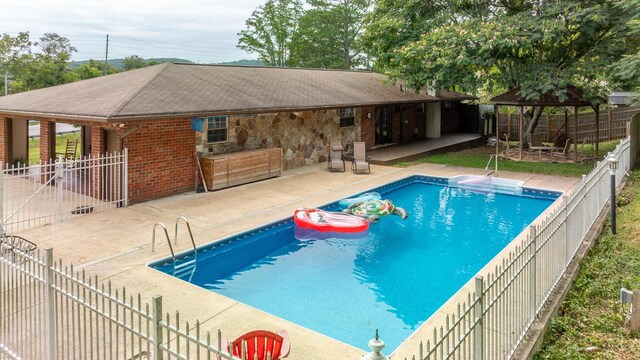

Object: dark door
[375,106,392,144]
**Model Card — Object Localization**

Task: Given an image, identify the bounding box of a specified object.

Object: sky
[0,0,265,63]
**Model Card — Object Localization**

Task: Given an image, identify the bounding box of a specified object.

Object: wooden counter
[199,148,283,190]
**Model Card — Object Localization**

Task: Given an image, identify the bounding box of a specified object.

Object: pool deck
[14,162,581,359]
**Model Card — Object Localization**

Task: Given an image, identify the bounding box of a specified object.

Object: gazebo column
[595,104,600,158]
[574,106,578,162]
[519,106,524,160]
[495,105,500,161]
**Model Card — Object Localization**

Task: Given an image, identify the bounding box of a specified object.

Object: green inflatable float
[343,199,408,223]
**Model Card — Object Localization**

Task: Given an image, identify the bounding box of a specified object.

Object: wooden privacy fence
[498,107,639,143]
[402,137,631,360]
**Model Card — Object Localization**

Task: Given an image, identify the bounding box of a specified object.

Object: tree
[123,55,149,71]
[72,60,118,80]
[10,33,78,92]
[237,0,303,66]
[0,32,31,72]
[290,0,371,69]
[610,0,640,105]
[363,0,640,143]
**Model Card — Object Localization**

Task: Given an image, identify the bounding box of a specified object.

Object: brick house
[0,63,476,204]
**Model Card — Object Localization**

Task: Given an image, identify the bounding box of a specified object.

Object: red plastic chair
[222,329,290,360]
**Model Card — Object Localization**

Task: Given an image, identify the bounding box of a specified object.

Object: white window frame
[206,116,228,143]
[339,108,355,128]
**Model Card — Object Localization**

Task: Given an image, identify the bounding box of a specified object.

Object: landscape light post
[608,154,618,235]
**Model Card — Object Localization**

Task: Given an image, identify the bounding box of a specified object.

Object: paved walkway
[14,162,580,359]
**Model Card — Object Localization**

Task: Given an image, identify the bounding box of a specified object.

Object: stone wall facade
[200,108,363,170]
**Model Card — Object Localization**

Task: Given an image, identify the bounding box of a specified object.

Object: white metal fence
[0,139,632,360]
[1,150,128,233]
[0,239,242,360]
[409,136,631,359]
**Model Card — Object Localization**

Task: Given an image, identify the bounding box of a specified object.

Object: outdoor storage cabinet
[199,148,283,190]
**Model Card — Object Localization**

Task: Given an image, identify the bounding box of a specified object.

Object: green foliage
[364,0,639,102]
[2,32,79,93]
[71,60,118,80]
[122,55,150,71]
[237,0,304,67]
[0,32,31,72]
[535,169,640,358]
[290,0,371,69]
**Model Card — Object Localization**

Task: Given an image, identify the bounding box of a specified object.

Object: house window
[207,116,228,143]
[340,108,355,127]
[444,101,452,115]
[417,103,425,113]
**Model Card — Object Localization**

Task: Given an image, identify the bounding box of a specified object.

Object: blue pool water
[150,176,558,351]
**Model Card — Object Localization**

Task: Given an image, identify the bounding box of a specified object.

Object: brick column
[360,106,376,149]
[0,116,9,166]
[39,121,56,162]
[90,124,104,199]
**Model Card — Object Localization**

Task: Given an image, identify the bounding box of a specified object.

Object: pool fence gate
[0,149,128,233]
[0,137,632,360]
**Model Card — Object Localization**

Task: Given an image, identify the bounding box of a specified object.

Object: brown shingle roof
[0,63,471,122]
[490,86,594,106]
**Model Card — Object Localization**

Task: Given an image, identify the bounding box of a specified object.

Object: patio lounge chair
[552,138,572,158]
[327,140,345,172]
[222,329,291,360]
[351,141,370,174]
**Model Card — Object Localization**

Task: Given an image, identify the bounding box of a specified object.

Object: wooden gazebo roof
[490,85,602,161]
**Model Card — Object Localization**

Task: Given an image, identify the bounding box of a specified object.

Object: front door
[375,106,392,144]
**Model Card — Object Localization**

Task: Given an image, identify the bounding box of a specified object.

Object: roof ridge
[107,63,172,119]
[172,62,375,74]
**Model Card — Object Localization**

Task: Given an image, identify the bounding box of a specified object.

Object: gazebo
[491,86,601,162]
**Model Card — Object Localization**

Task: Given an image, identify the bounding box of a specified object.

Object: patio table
[529,146,556,159]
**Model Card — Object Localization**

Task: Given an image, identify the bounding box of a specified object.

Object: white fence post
[152,294,163,360]
[44,248,57,360]
[123,148,128,207]
[563,195,570,264]
[529,225,537,318]
[0,161,3,224]
[474,276,484,360]
[55,161,63,222]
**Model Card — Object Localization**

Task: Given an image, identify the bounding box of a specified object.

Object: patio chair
[327,140,345,172]
[222,329,291,360]
[552,138,572,158]
[351,141,370,174]
[56,138,78,161]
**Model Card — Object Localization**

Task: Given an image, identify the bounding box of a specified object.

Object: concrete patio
[14,162,580,359]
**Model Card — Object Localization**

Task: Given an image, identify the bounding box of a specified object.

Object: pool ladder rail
[151,216,197,260]
[486,154,498,176]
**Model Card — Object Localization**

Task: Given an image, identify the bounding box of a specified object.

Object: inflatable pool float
[343,199,408,223]
[293,208,369,233]
[338,192,381,207]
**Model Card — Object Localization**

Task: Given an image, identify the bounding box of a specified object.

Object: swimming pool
[149,175,559,352]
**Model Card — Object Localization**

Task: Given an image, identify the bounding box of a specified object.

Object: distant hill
[217,59,265,66]
[68,58,264,70]
[68,58,194,70]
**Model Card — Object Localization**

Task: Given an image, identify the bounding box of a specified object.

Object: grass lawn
[397,140,622,178]
[26,132,81,164]
[534,169,640,359]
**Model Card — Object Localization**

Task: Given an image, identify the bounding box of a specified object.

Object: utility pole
[104,34,109,76]
[4,71,7,96]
